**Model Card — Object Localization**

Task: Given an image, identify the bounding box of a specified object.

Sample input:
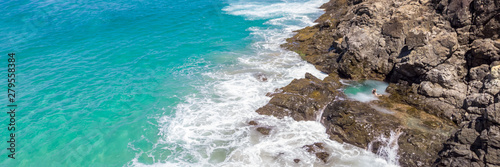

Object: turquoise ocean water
[343,80,389,102]
[1,0,398,166]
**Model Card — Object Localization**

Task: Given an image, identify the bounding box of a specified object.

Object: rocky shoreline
[254,0,500,166]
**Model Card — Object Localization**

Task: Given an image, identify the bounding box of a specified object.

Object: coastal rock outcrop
[322,95,456,166]
[256,72,456,166]
[256,73,341,121]
[255,0,500,166]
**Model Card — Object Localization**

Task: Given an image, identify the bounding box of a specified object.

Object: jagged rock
[256,73,341,121]
[322,98,454,166]
[382,19,405,38]
[469,64,490,81]
[435,0,500,41]
[487,102,500,124]
[465,93,493,108]
[469,39,500,67]
[256,0,500,165]
[456,128,479,144]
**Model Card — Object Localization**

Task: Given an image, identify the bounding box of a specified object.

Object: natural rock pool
[342,80,389,102]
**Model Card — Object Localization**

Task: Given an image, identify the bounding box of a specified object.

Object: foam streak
[131,0,398,166]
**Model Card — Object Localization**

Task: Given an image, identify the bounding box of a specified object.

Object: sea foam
[130,0,399,166]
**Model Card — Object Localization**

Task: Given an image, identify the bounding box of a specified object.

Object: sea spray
[316,105,328,123]
[368,129,403,165]
[131,0,399,166]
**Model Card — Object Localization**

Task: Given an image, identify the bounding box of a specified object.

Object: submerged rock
[303,142,330,163]
[315,152,329,163]
[253,73,268,82]
[256,127,271,135]
[248,121,258,125]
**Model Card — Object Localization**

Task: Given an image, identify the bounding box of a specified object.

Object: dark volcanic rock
[256,0,500,165]
[322,99,455,166]
[323,100,401,148]
[279,0,500,165]
[435,0,500,43]
[256,73,341,121]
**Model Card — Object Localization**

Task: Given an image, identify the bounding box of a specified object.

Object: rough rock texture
[256,72,456,166]
[256,73,342,121]
[256,0,500,166]
[323,96,456,166]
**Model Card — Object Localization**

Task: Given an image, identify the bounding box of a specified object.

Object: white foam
[316,105,327,123]
[129,0,399,166]
[222,0,328,20]
[348,92,380,102]
[368,130,403,165]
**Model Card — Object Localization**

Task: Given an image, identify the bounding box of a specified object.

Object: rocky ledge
[255,0,500,166]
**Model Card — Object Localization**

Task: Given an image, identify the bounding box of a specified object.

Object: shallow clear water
[1,0,397,166]
[343,80,389,102]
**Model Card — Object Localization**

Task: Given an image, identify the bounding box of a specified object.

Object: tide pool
[343,80,389,102]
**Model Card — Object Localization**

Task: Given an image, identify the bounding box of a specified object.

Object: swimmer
[372,88,382,97]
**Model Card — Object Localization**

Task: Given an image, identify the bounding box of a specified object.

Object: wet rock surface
[256,71,456,166]
[324,97,456,166]
[303,142,330,163]
[256,0,500,165]
[322,100,402,148]
[256,73,342,121]
[256,127,271,135]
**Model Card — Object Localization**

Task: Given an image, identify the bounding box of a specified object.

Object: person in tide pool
[372,88,382,97]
